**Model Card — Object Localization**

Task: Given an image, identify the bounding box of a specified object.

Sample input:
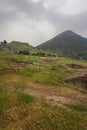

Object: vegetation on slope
[0,41,36,54]
[0,52,87,129]
[8,41,35,52]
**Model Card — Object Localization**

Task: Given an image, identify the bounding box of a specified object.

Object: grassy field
[0,52,87,130]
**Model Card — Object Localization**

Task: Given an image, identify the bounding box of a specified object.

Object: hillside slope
[0,41,35,53]
[0,53,87,129]
[8,41,35,52]
[37,30,87,60]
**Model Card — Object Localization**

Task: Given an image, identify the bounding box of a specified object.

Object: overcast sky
[0,0,87,46]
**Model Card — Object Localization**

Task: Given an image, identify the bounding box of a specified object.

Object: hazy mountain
[37,30,87,60]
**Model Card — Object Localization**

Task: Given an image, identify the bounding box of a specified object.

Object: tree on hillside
[3,40,7,45]
[1,40,7,46]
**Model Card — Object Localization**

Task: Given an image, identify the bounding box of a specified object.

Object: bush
[47,53,56,57]
[19,50,30,55]
[32,52,46,57]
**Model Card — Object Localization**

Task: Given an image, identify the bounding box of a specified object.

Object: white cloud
[58,0,87,15]
[32,0,40,3]
[42,0,87,15]
[43,0,64,10]
[0,16,56,46]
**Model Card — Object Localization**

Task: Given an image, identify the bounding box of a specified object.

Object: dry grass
[0,54,87,129]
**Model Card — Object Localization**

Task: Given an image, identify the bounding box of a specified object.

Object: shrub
[32,52,46,57]
[17,91,35,104]
[19,50,30,55]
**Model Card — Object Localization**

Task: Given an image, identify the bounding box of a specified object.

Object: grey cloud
[0,0,87,45]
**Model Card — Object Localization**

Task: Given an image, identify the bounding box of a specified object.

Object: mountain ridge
[37,30,87,60]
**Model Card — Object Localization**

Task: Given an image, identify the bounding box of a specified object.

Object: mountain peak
[37,30,87,60]
[61,30,76,35]
[57,30,78,38]
[64,30,74,33]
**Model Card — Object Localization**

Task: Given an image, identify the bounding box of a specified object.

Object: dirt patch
[11,60,29,64]
[24,83,76,105]
[58,64,70,69]
[65,73,87,89]
[58,63,86,70]
[11,61,30,68]
[0,67,20,72]
[0,67,27,72]
[46,95,71,104]
[24,81,87,105]
[25,88,72,104]
[66,64,86,69]
[43,58,55,64]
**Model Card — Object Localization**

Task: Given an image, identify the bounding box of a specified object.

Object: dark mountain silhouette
[37,30,87,60]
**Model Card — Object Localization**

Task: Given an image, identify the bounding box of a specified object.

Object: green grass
[17,91,35,104]
[6,54,41,63]
[67,103,87,112]
[0,59,11,68]
[0,95,8,115]
[18,103,86,130]
[19,68,40,77]
[0,84,8,116]
[31,65,74,86]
